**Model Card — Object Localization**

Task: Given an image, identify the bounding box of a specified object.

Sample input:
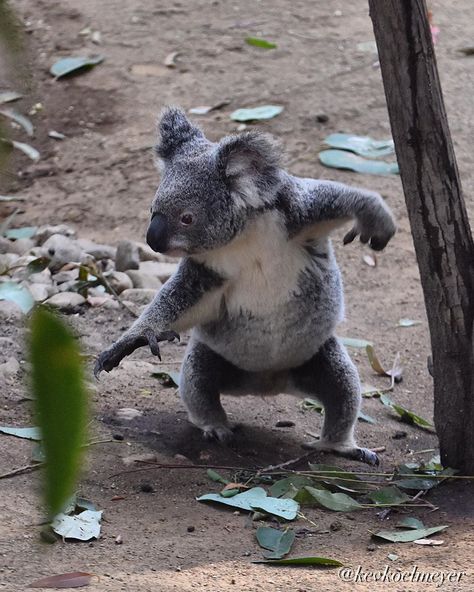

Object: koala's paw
[202,424,235,445]
[302,440,380,466]
[344,202,396,251]
[94,330,180,378]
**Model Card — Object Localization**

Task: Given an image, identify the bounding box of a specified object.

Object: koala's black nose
[146,213,168,253]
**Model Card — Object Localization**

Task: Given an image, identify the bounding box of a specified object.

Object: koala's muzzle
[147,213,168,253]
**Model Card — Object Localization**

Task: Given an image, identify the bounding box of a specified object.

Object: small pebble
[187,526,195,533]
[392,430,407,439]
[115,534,123,545]
[316,113,329,123]
[113,433,124,441]
[139,482,154,493]
[367,544,376,552]
[275,420,295,428]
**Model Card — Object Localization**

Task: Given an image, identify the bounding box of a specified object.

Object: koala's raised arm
[94,259,224,377]
[281,179,396,251]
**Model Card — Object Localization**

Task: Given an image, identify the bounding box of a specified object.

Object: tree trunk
[369,0,474,473]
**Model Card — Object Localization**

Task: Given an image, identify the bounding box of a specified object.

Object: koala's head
[146,107,282,256]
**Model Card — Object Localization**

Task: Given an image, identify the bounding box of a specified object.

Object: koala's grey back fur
[96,107,396,465]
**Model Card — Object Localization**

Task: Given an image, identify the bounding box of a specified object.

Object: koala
[95,107,396,465]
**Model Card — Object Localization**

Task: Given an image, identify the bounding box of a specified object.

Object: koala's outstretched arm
[288,180,396,250]
[94,259,225,377]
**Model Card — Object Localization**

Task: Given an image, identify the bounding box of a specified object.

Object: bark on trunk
[369,0,474,473]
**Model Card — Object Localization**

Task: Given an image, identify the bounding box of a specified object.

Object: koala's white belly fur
[196,212,343,371]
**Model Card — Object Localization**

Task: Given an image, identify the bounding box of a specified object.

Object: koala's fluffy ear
[156,107,204,159]
[216,132,281,205]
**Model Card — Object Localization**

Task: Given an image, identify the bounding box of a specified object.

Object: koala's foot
[302,439,380,466]
[94,330,179,378]
[202,423,235,445]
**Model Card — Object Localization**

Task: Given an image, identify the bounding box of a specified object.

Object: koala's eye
[180,212,194,227]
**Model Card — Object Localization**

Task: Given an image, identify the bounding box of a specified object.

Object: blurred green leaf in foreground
[29,307,88,517]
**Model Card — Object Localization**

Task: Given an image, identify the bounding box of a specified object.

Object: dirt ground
[1,0,474,590]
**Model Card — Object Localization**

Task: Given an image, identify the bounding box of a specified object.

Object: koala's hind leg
[289,336,378,465]
[180,338,244,444]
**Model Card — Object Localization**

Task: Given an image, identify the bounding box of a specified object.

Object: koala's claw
[94,330,180,379]
[202,425,235,444]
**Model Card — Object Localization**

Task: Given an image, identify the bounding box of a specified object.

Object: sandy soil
[1,0,473,590]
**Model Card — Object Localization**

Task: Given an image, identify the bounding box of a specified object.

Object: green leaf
[304,486,362,511]
[0,108,33,136]
[75,497,97,512]
[51,510,102,541]
[30,307,88,517]
[269,476,315,498]
[0,91,23,104]
[397,517,425,530]
[387,553,398,561]
[206,468,229,484]
[26,257,50,275]
[230,105,283,122]
[0,425,41,440]
[0,281,34,313]
[398,318,421,327]
[319,150,399,176]
[393,468,455,491]
[308,464,371,493]
[4,225,37,239]
[323,133,395,158]
[245,37,277,49]
[253,556,343,567]
[300,397,323,412]
[197,487,299,520]
[380,396,434,430]
[256,527,295,559]
[340,337,373,348]
[367,486,410,506]
[50,55,104,79]
[372,525,448,543]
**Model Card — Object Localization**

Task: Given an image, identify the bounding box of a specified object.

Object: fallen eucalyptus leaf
[197,487,299,520]
[164,51,179,67]
[28,572,93,588]
[0,195,26,202]
[11,139,40,161]
[0,281,35,313]
[358,410,376,424]
[340,337,373,348]
[0,426,41,440]
[0,108,34,136]
[397,517,425,529]
[387,553,398,561]
[256,526,295,559]
[206,468,230,484]
[323,133,394,158]
[253,556,343,567]
[308,464,371,493]
[380,395,434,430]
[26,257,51,275]
[319,150,399,176]
[5,225,37,239]
[367,486,410,506]
[188,100,230,115]
[0,91,22,104]
[372,525,448,543]
[270,476,315,498]
[51,510,102,541]
[48,130,66,140]
[413,538,444,546]
[362,253,376,267]
[151,369,180,387]
[398,318,421,327]
[245,37,277,49]
[230,105,283,122]
[50,55,104,79]
[304,486,362,511]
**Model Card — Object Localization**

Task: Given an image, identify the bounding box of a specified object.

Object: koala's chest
[222,239,308,316]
